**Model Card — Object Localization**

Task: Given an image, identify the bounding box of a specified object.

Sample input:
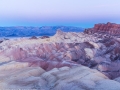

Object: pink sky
[0,0,120,27]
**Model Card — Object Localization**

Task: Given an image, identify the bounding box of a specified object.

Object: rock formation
[0,23,120,89]
[29,36,38,39]
[40,36,50,39]
[1,61,120,90]
[84,22,120,37]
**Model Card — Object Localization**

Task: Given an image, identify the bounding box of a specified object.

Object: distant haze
[0,0,120,28]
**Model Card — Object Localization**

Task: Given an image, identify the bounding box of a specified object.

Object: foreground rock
[0,61,120,90]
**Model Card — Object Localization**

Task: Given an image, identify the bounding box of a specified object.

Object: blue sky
[0,0,120,28]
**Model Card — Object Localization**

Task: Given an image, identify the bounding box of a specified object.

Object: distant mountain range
[0,26,84,37]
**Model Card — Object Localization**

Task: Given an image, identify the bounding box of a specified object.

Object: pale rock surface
[84,48,94,59]
[93,80,120,90]
[1,24,120,89]
[0,30,120,79]
[114,77,120,83]
[0,60,120,90]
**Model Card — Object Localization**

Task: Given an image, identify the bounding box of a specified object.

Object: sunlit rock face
[1,23,120,89]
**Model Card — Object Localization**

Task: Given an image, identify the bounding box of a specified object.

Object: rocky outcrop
[84,22,120,37]
[1,61,120,90]
[52,30,99,43]
[1,30,120,79]
[40,36,49,39]
[29,36,38,39]
[1,27,120,89]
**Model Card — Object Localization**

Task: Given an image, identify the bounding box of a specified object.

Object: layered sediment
[0,23,120,89]
[84,22,120,37]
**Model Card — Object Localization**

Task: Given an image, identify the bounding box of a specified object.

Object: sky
[0,0,120,28]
